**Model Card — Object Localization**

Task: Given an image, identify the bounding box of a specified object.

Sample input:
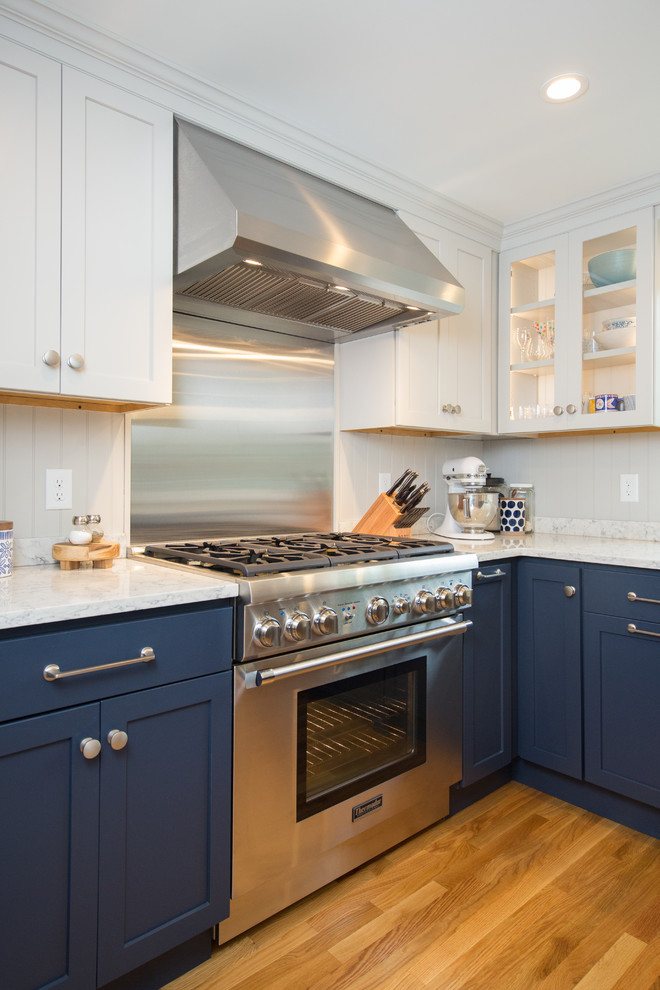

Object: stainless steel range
[140,532,477,944]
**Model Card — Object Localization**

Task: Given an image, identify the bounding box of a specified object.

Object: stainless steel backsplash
[130,313,334,543]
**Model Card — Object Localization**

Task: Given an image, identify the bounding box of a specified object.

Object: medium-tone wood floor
[165,782,660,990]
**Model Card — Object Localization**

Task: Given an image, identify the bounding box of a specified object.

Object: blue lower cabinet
[97,673,231,987]
[0,671,231,990]
[517,559,582,779]
[462,563,512,786]
[583,613,660,809]
[0,705,100,990]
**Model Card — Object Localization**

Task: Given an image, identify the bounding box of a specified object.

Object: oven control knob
[254,617,282,649]
[413,590,436,614]
[454,584,473,607]
[284,611,312,642]
[392,597,410,615]
[313,607,338,636]
[366,596,390,625]
[435,587,456,610]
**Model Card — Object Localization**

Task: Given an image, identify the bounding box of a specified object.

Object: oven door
[218,616,469,944]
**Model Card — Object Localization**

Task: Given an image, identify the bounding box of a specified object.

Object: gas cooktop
[142,532,455,578]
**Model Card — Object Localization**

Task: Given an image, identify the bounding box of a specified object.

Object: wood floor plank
[573,933,647,989]
[164,784,660,990]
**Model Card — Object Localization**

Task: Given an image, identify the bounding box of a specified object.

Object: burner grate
[143,532,455,577]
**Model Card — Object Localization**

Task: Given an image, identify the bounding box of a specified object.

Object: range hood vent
[175,120,464,340]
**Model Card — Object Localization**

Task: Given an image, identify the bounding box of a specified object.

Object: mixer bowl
[448,491,499,534]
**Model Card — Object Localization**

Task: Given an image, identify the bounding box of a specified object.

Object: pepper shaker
[88,514,104,542]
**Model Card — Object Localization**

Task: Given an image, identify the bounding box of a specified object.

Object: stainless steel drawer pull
[43,646,155,682]
[627,623,660,639]
[476,569,505,581]
[248,620,472,688]
[563,586,576,597]
[627,592,660,605]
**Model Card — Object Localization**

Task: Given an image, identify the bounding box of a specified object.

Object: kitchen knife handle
[386,468,414,497]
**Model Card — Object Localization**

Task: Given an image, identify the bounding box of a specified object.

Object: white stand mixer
[431,456,498,541]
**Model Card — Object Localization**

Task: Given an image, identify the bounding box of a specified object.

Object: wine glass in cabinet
[499,237,569,433]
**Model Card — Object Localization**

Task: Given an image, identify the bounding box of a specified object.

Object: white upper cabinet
[0,38,61,395]
[0,39,173,407]
[339,232,494,436]
[498,208,654,434]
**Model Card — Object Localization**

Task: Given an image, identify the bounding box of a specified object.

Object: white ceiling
[17,0,660,224]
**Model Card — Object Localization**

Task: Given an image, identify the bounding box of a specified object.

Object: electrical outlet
[46,469,73,510]
[378,473,392,494]
[620,473,639,502]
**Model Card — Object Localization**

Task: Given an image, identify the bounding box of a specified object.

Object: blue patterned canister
[499,499,526,534]
[0,521,13,578]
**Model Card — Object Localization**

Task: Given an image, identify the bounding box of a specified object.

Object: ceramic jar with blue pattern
[499,498,526,534]
[0,521,13,577]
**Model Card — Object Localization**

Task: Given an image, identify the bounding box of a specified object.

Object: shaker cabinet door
[462,563,513,786]
[0,705,100,990]
[584,613,660,808]
[0,37,62,395]
[517,560,582,778]
[61,69,173,404]
[96,673,232,986]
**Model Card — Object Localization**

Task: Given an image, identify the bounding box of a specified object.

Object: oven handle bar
[249,620,472,687]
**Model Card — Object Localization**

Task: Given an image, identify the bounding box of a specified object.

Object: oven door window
[296,657,426,821]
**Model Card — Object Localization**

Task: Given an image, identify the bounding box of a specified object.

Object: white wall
[0,405,126,557]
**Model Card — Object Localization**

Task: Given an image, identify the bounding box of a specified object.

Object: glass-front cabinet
[498,208,654,434]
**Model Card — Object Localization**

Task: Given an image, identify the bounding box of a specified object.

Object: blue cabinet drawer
[0,603,233,721]
[583,564,660,620]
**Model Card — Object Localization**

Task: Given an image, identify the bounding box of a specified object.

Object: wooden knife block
[352,492,411,538]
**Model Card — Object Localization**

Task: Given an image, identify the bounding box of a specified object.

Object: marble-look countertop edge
[446,533,660,569]
[0,558,238,631]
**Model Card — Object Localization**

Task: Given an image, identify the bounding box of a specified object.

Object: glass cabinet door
[501,236,569,432]
[571,209,653,427]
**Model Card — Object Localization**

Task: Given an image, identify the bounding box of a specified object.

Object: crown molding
[0,0,503,249]
[501,171,660,250]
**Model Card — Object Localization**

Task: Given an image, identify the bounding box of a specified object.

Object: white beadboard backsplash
[0,405,126,563]
[5,404,660,564]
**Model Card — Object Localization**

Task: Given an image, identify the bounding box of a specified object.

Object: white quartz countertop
[445,531,660,569]
[0,558,238,630]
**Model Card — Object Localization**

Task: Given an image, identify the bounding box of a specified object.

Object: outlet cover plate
[620,473,639,502]
[46,469,73,510]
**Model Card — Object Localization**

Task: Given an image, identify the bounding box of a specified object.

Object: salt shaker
[69,515,92,545]
[0,520,13,577]
[88,514,104,542]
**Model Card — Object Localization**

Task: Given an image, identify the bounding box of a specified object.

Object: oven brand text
[352,795,383,822]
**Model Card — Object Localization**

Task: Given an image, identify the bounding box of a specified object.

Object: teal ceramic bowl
[588,248,637,287]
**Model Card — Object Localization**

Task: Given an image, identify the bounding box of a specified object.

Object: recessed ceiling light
[541,73,589,103]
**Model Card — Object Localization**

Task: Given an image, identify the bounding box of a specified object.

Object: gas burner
[143,532,456,578]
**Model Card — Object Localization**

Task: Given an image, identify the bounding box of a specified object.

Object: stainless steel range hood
[174,119,464,340]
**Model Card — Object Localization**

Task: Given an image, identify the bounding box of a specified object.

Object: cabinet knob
[566,404,577,415]
[42,349,60,368]
[107,729,128,751]
[553,405,564,416]
[454,404,462,415]
[563,585,576,597]
[67,353,85,370]
[80,737,101,760]
[442,404,454,414]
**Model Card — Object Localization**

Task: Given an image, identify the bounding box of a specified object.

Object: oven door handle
[246,620,473,687]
